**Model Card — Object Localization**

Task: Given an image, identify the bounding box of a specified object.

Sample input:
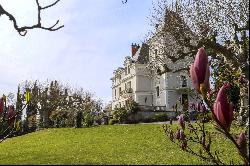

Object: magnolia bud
[190,48,210,94]
[181,139,187,151]
[178,114,185,130]
[213,83,233,131]
[180,130,185,140]
[176,129,180,140]
[196,103,201,112]
[201,104,207,113]
[169,129,174,142]
[237,132,247,156]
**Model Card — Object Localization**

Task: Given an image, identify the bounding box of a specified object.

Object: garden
[0,123,247,165]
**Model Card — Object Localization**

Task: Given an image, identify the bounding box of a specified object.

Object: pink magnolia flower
[190,48,210,94]
[239,75,248,85]
[169,129,174,142]
[201,104,207,113]
[178,114,185,130]
[189,102,195,109]
[179,130,185,140]
[176,129,181,139]
[196,103,201,112]
[213,83,233,131]
[237,132,247,155]
[181,139,187,151]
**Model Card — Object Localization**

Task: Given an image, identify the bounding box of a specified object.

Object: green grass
[0,123,247,165]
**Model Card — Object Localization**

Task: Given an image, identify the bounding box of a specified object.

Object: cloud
[0,0,154,104]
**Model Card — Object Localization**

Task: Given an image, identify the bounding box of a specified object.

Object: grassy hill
[0,124,245,165]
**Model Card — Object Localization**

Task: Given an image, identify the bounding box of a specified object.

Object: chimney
[131,43,140,57]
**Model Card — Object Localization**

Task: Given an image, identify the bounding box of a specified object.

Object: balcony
[125,88,133,93]
[120,88,133,99]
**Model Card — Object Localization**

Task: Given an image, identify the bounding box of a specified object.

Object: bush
[154,113,168,122]
[124,118,139,124]
[113,107,128,124]
[127,100,140,115]
[140,118,154,123]
[83,113,94,127]
[75,111,83,128]
[108,119,119,125]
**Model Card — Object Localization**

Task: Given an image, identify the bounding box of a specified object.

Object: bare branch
[41,0,60,10]
[0,0,64,36]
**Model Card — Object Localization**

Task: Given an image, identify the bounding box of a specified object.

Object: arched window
[181,75,187,87]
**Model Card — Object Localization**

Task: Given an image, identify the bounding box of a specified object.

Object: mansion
[111,25,196,112]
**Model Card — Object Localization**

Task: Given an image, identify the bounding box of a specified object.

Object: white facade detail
[111,33,196,111]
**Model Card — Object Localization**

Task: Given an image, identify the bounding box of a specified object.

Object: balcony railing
[120,88,133,99]
[125,88,133,93]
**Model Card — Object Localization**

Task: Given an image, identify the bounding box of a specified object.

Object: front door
[182,94,188,111]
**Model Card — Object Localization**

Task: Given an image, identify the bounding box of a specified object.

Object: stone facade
[111,29,197,112]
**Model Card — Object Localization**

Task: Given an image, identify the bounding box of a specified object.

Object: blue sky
[0,0,155,104]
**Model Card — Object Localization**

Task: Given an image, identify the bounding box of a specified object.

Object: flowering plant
[163,48,249,165]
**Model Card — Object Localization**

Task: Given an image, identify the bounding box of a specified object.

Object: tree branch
[0,0,64,36]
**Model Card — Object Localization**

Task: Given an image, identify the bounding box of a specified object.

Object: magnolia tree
[147,0,249,123]
[147,0,249,76]
[163,48,249,165]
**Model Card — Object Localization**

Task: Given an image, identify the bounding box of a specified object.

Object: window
[182,94,188,111]
[181,75,187,87]
[154,49,158,56]
[125,67,127,75]
[117,75,121,81]
[128,67,130,74]
[127,81,131,89]
[115,89,117,99]
[125,100,129,107]
[156,86,160,97]
[119,87,122,95]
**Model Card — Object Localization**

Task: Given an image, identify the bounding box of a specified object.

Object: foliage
[112,107,128,124]
[0,80,103,143]
[111,100,140,124]
[83,112,94,127]
[108,119,119,125]
[75,111,83,128]
[126,99,140,115]
[147,0,249,79]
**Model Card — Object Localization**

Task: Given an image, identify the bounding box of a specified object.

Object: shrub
[154,113,168,122]
[108,119,119,125]
[75,111,83,128]
[83,113,94,127]
[127,100,140,115]
[113,107,128,124]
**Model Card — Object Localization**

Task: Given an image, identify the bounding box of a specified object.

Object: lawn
[0,123,247,165]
